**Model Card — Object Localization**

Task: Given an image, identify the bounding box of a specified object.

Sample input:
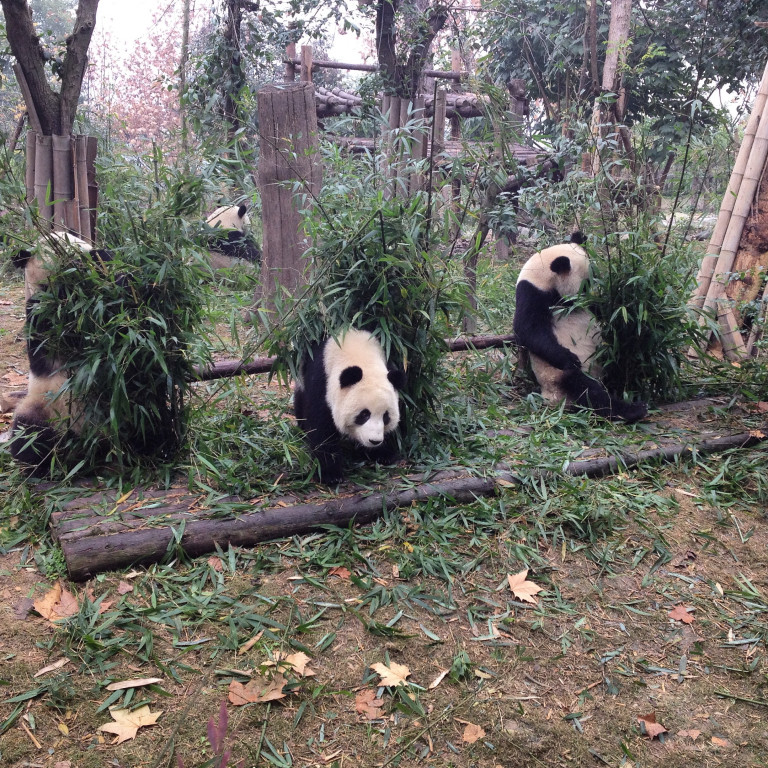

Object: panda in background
[513,233,647,423]
[9,232,114,470]
[205,203,261,270]
[294,328,406,483]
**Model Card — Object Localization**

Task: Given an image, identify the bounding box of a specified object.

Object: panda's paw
[317,462,345,485]
[615,400,648,424]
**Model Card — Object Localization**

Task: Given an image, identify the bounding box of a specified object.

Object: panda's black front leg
[366,435,400,467]
[562,369,647,423]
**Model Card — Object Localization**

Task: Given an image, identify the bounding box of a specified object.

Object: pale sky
[93,0,365,62]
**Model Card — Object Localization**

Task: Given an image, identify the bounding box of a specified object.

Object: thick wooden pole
[256,82,321,314]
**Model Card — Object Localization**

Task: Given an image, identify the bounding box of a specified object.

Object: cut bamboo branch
[692,60,768,308]
[33,134,53,222]
[51,430,765,580]
[52,134,73,230]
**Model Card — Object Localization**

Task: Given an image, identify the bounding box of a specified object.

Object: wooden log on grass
[51,430,765,580]
[191,334,519,382]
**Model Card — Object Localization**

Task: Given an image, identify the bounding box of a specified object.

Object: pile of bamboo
[15,63,97,241]
[691,60,768,359]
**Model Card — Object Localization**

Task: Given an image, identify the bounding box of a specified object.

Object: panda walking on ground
[513,233,647,423]
[294,329,406,483]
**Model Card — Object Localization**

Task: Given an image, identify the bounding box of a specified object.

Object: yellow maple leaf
[33,581,79,622]
[462,722,486,744]
[371,661,411,687]
[228,673,288,706]
[98,706,162,744]
[507,569,543,604]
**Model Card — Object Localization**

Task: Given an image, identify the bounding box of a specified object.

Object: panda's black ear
[570,231,587,245]
[339,366,363,388]
[237,204,248,219]
[11,249,33,270]
[550,255,571,274]
[387,368,406,391]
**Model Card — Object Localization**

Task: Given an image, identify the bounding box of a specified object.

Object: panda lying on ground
[294,329,406,483]
[9,232,115,470]
[514,233,647,423]
[205,204,261,270]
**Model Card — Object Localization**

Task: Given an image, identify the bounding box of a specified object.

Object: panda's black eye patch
[354,409,371,426]
[383,411,390,425]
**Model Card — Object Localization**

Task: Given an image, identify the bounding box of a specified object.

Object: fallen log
[192,334,519,382]
[51,429,765,580]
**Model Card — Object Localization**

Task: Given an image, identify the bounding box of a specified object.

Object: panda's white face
[337,379,400,448]
[206,204,249,234]
[323,329,401,448]
[518,242,591,298]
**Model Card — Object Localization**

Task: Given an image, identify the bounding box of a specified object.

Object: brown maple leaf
[33,582,79,622]
[678,729,701,741]
[371,661,411,687]
[98,705,162,744]
[329,566,351,579]
[228,673,288,706]
[462,722,486,744]
[507,569,543,604]
[668,604,695,624]
[355,689,385,719]
[638,712,668,739]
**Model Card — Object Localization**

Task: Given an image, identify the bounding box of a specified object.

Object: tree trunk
[179,0,191,153]
[1,0,100,136]
[589,0,632,176]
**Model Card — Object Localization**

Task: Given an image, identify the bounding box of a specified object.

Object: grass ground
[2,260,768,768]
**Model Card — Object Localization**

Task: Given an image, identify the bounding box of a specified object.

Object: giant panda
[294,328,406,483]
[9,232,114,470]
[513,233,647,423]
[205,203,261,270]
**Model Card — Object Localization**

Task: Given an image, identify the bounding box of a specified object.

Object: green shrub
[582,225,707,402]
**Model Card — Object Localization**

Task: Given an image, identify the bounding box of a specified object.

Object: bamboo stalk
[692,60,768,308]
[33,134,53,222]
[52,134,73,230]
[700,90,768,355]
[25,130,36,204]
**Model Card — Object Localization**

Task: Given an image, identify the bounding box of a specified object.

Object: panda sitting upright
[205,204,261,270]
[294,328,406,483]
[513,233,647,423]
[9,232,114,470]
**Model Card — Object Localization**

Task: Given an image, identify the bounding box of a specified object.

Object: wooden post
[300,45,313,83]
[285,42,296,82]
[256,82,321,315]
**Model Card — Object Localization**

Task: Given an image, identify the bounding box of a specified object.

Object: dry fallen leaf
[428,669,450,689]
[638,712,668,739]
[507,569,543,604]
[329,566,351,579]
[462,722,486,744]
[678,729,701,741]
[106,677,162,691]
[668,604,695,624]
[355,689,385,719]
[238,631,264,655]
[98,705,162,744]
[371,661,411,687]
[33,582,79,622]
[711,736,730,747]
[207,556,224,572]
[264,651,316,677]
[228,673,288,705]
[34,658,70,678]
[117,581,134,595]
